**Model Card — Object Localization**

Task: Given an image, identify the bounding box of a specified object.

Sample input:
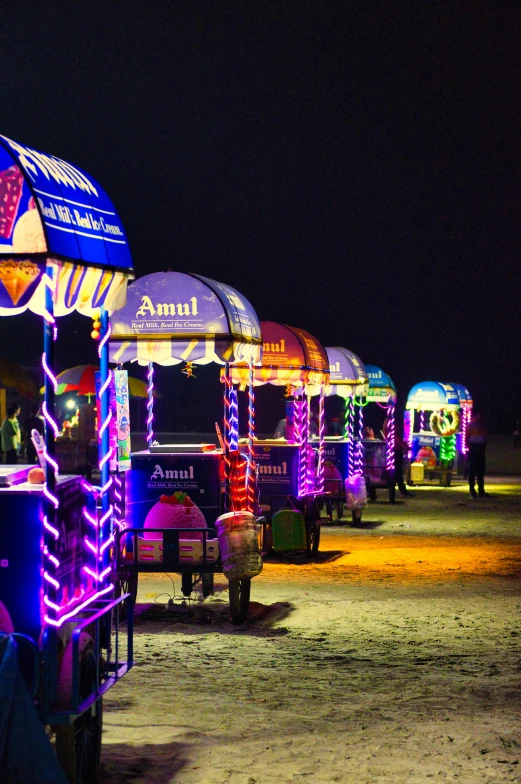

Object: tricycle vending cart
[109,271,264,625]
[404,381,461,486]
[231,321,330,555]
[448,383,473,474]
[359,365,398,504]
[311,347,369,524]
[0,134,134,783]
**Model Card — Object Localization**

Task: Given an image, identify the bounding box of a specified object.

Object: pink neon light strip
[44,585,113,628]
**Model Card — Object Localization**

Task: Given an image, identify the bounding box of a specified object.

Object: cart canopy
[365,364,397,403]
[0,134,133,317]
[231,320,329,389]
[109,271,262,366]
[323,347,368,398]
[406,381,459,411]
[448,382,473,407]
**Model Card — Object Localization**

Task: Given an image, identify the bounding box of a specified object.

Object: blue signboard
[127,452,223,532]
[0,135,132,270]
[407,381,459,410]
[364,364,396,400]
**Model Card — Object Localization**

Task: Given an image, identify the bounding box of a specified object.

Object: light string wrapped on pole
[316,385,325,492]
[295,396,307,497]
[97,309,113,586]
[385,399,396,473]
[146,361,154,448]
[305,394,315,493]
[346,394,355,477]
[41,264,59,626]
[246,362,256,513]
[354,394,364,476]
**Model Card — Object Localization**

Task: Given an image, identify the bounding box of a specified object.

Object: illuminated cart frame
[0,134,133,782]
[231,320,330,553]
[404,381,461,486]
[310,346,368,522]
[109,270,263,623]
[362,365,397,501]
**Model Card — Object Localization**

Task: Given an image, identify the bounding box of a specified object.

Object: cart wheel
[202,572,214,598]
[181,572,193,597]
[229,578,251,625]
[306,525,320,555]
[55,647,102,784]
[113,572,138,623]
[351,509,362,526]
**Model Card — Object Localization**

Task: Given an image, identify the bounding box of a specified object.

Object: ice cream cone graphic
[0,260,41,305]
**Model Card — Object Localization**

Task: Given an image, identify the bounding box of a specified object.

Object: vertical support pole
[246,362,255,512]
[347,394,355,477]
[223,362,230,512]
[355,395,364,476]
[385,399,396,473]
[43,263,58,625]
[99,307,111,581]
[296,395,306,497]
[305,394,313,493]
[146,361,154,449]
[316,385,325,492]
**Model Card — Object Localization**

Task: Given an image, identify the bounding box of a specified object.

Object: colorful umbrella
[0,358,38,398]
[41,365,162,399]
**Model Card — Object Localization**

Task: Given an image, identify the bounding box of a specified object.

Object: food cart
[108,270,263,624]
[310,347,368,522]
[359,365,397,502]
[0,133,133,782]
[231,320,330,554]
[404,381,460,486]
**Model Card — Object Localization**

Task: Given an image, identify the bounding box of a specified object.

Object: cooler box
[271,507,307,553]
[410,462,425,483]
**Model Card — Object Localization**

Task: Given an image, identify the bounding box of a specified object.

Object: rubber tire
[181,572,193,597]
[351,509,362,526]
[229,578,251,625]
[55,647,102,784]
[201,572,214,597]
[306,525,321,555]
[113,572,138,623]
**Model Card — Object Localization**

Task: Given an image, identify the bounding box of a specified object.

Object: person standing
[467,406,488,498]
[1,405,21,464]
[24,404,44,463]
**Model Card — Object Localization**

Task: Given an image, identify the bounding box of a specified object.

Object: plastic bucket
[345,474,368,511]
[215,512,263,581]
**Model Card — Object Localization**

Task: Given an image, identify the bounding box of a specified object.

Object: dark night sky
[1,2,520,432]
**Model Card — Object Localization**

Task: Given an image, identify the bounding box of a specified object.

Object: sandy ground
[100,476,521,784]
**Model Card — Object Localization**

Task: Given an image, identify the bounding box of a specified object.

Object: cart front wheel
[114,572,138,623]
[181,572,193,597]
[306,525,320,554]
[229,578,251,625]
[55,647,102,784]
[351,509,362,526]
[202,572,214,598]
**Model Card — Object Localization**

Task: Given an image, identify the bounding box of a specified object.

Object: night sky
[1,3,520,433]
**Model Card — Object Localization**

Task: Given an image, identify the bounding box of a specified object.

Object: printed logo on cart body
[136,296,198,318]
[258,462,287,475]
[150,465,195,480]
[263,339,285,353]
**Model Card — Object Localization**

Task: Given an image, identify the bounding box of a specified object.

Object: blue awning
[0,135,132,271]
[364,364,397,402]
[407,381,460,410]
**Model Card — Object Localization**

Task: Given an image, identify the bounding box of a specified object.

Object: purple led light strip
[385,400,396,472]
[146,361,154,448]
[316,386,325,492]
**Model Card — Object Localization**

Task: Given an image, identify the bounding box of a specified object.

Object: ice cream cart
[310,347,368,522]
[231,320,330,554]
[404,381,460,486]
[109,270,263,624]
[360,365,397,502]
[0,133,133,782]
